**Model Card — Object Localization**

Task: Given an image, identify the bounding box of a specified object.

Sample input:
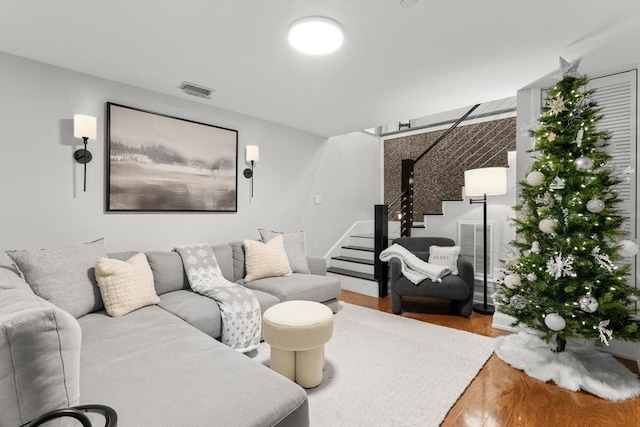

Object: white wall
[299,131,381,254]
[0,52,380,259]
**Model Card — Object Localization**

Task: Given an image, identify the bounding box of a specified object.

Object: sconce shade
[464,167,507,196]
[73,115,97,140]
[246,145,260,162]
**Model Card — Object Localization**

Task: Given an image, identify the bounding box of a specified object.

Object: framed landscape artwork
[106,103,238,212]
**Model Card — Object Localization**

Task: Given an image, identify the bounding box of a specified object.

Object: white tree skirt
[494,331,640,401]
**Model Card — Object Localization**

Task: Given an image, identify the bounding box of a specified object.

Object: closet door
[589,70,638,290]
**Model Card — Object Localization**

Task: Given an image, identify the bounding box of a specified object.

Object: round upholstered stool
[262,300,334,388]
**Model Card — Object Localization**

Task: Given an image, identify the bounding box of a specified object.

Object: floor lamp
[464,167,507,315]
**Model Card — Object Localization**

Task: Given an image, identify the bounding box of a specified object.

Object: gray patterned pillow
[258,229,311,274]
[6,239,107,318]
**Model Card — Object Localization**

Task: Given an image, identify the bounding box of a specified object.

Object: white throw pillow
[95,253,159,317]
[428,245,461,275]
[258,229,311,274]
[244,235,292,282]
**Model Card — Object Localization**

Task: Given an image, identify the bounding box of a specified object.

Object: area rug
[494,331,640,401]
[249,302,494,426]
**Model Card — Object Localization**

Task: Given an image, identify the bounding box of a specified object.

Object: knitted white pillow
[428,245,461,275]
[258,229,311,274]
[95,253,159,317]
[244,235,292,282]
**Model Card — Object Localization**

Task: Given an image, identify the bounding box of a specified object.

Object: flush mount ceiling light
[288,16,344,55]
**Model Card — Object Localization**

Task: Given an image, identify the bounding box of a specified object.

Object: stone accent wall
[384,117,516,215]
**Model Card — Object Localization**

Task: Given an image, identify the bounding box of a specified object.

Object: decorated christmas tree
[496,57,639,351]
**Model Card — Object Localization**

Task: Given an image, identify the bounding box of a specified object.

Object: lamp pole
[470,193,494,314]
[464,166,507,315]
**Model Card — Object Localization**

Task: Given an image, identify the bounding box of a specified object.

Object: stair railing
[373,103,481,297]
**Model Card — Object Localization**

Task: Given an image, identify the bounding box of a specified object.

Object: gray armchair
[389,237,474,318]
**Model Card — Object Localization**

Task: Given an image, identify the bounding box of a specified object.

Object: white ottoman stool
[262,300,334,388]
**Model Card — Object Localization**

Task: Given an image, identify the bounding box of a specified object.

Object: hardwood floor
[339,290,640,427]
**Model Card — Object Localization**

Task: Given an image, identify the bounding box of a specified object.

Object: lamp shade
[464,167,507,196]
[246,145,259,162]
[73,114,97,140]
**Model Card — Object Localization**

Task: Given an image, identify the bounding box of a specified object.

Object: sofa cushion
[158,290,222,338]
[244,235,292,282]
[258,229,311,274]
[211,244,235,281]
[5,239,107,318]
[146,245,234,296]
[77,306,308,426]
[158,288,280,338]
[394,273,471,300]
[250,288,282,315]
[108,251,140,261]
[242,273,341,304]
[95,253,160,317]
[229,241,246,281]
[0,289,81,427]
[145,251,190,295]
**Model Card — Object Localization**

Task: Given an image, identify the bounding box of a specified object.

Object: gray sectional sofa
[0,240,341,427]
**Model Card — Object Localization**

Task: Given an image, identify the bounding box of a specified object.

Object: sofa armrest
[307,256,327,276]
[0,290,82,427]
[0,265,32,292]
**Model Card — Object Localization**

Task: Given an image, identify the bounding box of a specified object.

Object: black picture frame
[106,102,238,212]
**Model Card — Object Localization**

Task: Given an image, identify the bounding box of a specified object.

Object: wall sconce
[464,166,507,315]
[73,114,97,192]
[243,145,259,198]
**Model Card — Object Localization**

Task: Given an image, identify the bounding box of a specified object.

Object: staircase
[328,149,516,299]
[327,223,425,297]
[328,235,376,280]
[329,102,517,298]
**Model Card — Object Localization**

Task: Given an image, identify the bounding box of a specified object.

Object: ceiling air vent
[179,81,214,99]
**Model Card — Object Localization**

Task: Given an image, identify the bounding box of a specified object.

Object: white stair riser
[341,248,374,261]
[350,236,374,248]
[330,259,374,274]
[329,273,379,297]
[349,236,396,249]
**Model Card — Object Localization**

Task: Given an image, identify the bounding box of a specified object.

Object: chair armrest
[456,256,475,291]
[389,258,403,289]
[307,256,327,276]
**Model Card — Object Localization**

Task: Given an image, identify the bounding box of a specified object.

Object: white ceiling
[1,1,638,137]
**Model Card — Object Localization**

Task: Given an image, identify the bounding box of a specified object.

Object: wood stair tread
[327,267,376,281]
[331,255,374,265]
[342,245,374,252]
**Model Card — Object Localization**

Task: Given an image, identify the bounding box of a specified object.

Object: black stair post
[374,204,389,297]
[401,159,414,237]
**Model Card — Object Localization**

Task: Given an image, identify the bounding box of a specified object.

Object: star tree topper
[560,56,582,78]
